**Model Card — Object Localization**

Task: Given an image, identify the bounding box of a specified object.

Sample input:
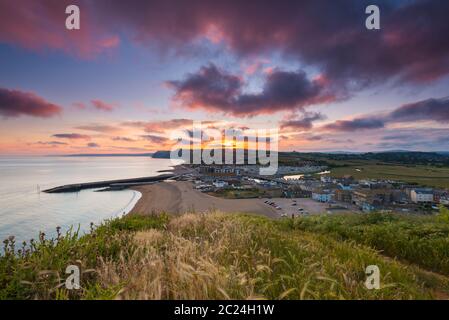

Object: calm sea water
[0,156,179,244]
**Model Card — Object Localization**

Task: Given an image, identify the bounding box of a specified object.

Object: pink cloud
[0,87,62,118]
[91,99,116,112]
[0,1,447,84]
[0,0,119,58]
[242,59,270,76]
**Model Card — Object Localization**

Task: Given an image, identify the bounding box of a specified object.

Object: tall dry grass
[93,213,449,300]
[2,212,449,299]
[96,214,266,299]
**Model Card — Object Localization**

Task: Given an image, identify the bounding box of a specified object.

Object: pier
[43,174,175,193]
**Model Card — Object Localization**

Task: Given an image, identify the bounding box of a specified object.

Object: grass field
[2,211,449,300]
[328,161,449,188]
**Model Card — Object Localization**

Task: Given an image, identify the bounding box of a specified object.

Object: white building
[410,188,433,203]
[213,180,228,188]
[320,176,332,183]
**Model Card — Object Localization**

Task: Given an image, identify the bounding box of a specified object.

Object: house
[410,188,434,203]
[337,182,353,191]
[433,190,448,204]
[312,188,333,202]
[352,188,393,207]
[335,189,352,203]
[392,190,408,203]
[320,176,332,183]
[286,185,312,198]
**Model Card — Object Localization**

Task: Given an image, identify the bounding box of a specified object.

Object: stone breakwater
[43,174,175,193]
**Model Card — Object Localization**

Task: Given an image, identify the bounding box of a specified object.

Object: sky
[0,0,448,155]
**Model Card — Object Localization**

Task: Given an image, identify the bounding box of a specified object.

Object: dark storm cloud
[167,64,335,116]
[0,87,62,118]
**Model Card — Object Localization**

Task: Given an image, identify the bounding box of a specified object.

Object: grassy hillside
[288,209,449,275]
[1,212,449,300]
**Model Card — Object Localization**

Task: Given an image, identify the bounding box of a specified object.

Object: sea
[0,156,180,244]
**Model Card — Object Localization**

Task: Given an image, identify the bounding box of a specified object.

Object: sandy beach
[130,181,279,218]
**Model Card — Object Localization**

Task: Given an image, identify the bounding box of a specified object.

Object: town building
[285,185,312,198]
[410,188,434,203]
[352,188,393,208]
[335,189,352,203]
[198,166,242,177]
[312,188,333,202]
[391,190,408,203]
[433,190,448,204]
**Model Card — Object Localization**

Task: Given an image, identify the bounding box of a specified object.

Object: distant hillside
[325,151,449,166]
[154,150,449,167]
[280,151,449,167]
[151,150,171,159]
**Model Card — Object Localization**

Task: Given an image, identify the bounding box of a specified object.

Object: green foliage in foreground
[0,214,169,299]
[287,208,449,276]
[1,211,449,299]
